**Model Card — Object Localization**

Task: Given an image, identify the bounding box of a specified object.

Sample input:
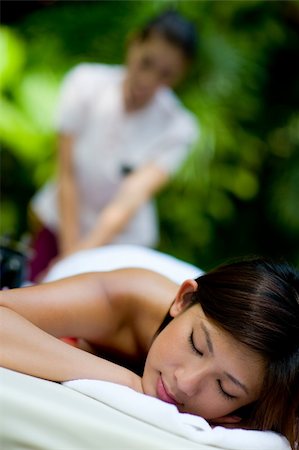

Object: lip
[156,374,183,407]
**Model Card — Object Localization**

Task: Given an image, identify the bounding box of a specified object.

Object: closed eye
[139,56,154,70]
[188,330,203,356]
[217,380,236,401]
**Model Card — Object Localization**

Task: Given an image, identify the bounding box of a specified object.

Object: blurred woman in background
[28,10,199,281]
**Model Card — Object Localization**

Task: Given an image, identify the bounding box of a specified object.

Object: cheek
[183,389,237,420]
[149,330,173,364]
[127,64,140,82]
[126,56,143,79]
[142,333,173,398]
[147,324,181,368]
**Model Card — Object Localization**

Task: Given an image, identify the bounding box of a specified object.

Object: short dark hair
[138,10,198,61]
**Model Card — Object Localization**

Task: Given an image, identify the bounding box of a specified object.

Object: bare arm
[57,133,80,254]
[0,270,150,388]
[0,306,142,391]
[0,269,176,387]
[65,162,169,255]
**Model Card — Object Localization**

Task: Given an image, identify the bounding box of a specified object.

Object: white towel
[63,379,290,450]
[43,244,202,283]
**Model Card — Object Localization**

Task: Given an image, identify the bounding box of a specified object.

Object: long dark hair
[156,258,299,449]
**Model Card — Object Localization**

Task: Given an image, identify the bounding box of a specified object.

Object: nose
[138,70,161,93]
[174,365,208,398]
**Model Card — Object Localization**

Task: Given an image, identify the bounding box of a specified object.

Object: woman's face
[142,280,265,424]
[123,34,188,111]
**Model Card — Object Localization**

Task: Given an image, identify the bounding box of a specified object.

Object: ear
[170,279,198,318]
[211,414,242,426]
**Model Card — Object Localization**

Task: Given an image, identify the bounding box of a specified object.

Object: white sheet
[0,368,220,450]
[1,368,290,450]
[64,378,291,450]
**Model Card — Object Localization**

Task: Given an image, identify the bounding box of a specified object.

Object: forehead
[131,34,187,67]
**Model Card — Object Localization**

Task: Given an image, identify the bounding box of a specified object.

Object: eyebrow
[200,322,214,355]
[200,323,249,395]
[224,372,249,395]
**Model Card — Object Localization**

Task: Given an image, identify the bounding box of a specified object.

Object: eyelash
[217,380,236,401]
[188,331,203,356]
[188,331,236,401]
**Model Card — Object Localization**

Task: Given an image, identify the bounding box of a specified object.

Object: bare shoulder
[103,268,179,349]
[103,268,179,310]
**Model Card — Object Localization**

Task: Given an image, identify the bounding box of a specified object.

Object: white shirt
[31,63,199,247]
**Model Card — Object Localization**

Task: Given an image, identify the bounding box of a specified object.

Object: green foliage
[1,0,298,268]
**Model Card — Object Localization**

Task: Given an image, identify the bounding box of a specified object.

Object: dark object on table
[0,236,31,289]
